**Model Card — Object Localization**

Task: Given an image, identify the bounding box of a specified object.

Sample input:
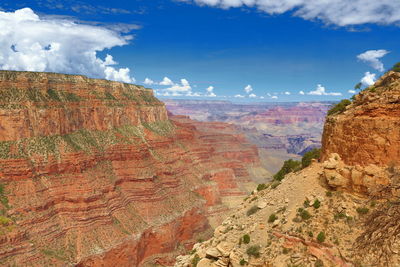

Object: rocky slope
[175,72,400,267]
[0,71,266,266]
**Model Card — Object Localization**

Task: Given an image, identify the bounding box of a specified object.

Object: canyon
[0,71,268,266]
[164,100,332,173]
[176,71,400,267]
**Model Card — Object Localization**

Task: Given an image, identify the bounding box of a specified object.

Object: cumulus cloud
[360,71,376,86]
[159,77,174,86]
[163,78,192,94]
[249,93,257,98]
[284,91,291,95]
[307,84,342,96]
[0,8,135,83]
[244,84,253,94]
[348,89,356,94]
[234,94,245,98]
[143,78,155,85]
[357,49,389,72]
[184,0,400,27]
[271,96,278,99]
[299,90,305,95]
[206,86,216,97]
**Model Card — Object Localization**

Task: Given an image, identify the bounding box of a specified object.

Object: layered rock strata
[0,71,265,266]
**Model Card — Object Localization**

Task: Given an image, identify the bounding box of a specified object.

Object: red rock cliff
[321,71,400,166]
[0,71,265,266]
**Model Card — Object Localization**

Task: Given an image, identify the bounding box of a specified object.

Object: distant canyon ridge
[164,100,333,173]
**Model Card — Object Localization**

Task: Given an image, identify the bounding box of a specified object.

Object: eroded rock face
[0,71,266,266]
[321,71,400,166]
[321,153,393,197]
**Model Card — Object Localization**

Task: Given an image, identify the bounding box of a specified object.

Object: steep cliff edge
[176,72,400,267]
[321,71,400,166]
[0,71,266,266]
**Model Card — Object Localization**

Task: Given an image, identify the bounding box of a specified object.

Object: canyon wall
[0,71,266,266]
[321,71,400,166]
[164,100,331,173]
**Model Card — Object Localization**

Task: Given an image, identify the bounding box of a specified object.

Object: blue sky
[1,0,400,101]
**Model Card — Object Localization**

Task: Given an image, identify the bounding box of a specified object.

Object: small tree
[391,62,400,72]
[301,148,321,168]
[273,159,301,181]
[354,82,362,90]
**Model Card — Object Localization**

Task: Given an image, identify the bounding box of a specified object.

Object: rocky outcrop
[321,71,400,166]
[0,71,266,266]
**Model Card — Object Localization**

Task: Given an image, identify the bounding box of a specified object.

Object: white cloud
[185,1,400,27]
[284,91,291,95]
[244,84,253,94]
[0,8,135,83]
[164,78,192,94]
[143,78,155,85]
[348,89,356,94]
[187,91,201,97]
[249,93,257,98]
[271,96,278,99]
[159,77,174,86]
[299,90,305,95]
[234,94,245,98]
[205,86,217,97]
[260,96,265,99]
[357,49,389,72]
[360,71,376,86]
[307,84,342,96]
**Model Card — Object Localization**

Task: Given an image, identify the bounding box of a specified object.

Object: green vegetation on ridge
[0,121,175,159]
[273,148,321,181]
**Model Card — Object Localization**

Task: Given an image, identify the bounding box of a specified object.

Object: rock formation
[321,71,400,166]
[0,71,266,266]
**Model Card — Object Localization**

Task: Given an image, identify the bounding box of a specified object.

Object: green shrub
[104,92,117,100]
[240,259,247,266]
[354,82,362,90]
[301,148,321,168]
[325,191,333,197]
[246,206,260,216]
[312,199,321,209]
[192,254,200,267]
[391,62,400,72]
[327,99,351,116]
[246,245,261,258]
[47,89,61,101]
[315,259,324,267]
[243,234,250,244]
[356,207,369,215]
[270,181,280,189]
[268,213,278,223]
[273,159,301,181]
[257,183,268,191]
[0,216,11,226]
[297,208,312,220]
[317,232,326,243]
